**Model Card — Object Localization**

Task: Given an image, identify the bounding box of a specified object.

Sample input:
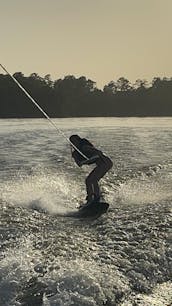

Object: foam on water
[2,164,170,216]
[0,230,131,306]
[0,169,84,214]
[0,118,172,305]
[115,176,172,206]
[0,167,171,305]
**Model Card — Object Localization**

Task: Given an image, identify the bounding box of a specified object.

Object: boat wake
[0,162,172,305]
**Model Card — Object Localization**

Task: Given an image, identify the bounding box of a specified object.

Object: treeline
[0,72,172,117]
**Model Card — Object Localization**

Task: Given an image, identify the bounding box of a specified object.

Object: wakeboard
[29,199,109,219]
[65,201,109,219]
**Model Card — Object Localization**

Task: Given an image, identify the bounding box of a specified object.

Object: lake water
[0,117,172,306]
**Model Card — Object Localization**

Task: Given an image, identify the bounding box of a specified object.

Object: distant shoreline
[1,73,172,117]
[0,115,172,119]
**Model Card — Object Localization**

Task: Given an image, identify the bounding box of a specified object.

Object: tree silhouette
[0,72,171,117]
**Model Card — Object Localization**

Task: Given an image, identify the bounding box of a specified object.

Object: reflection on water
[0,118,172,306]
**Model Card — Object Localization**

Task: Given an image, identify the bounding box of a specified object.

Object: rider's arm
[80,155,100,165]
[81,145,105,164]
[71,150,83,167]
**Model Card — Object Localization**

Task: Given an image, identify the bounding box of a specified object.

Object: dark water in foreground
[0,118,172,306]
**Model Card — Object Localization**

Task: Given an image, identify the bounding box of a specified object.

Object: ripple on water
[0,197,171,305]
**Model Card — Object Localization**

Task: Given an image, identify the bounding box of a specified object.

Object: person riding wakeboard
[69,134,113,205]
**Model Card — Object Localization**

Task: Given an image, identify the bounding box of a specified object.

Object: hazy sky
[1,0,172,88]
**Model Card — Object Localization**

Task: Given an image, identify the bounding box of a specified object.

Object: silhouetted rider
[69,134,113,204]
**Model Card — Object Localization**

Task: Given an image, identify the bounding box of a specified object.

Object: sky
[1,0,172,89]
